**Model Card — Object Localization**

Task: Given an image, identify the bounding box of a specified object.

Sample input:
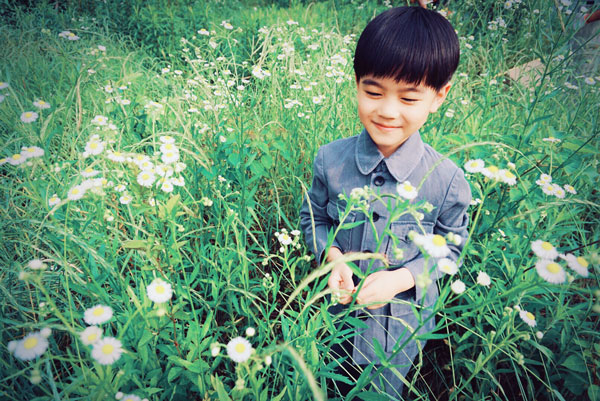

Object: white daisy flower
[396,181,418,200]
[11,331,49,361]
[92,115,108,126]
[160,179,174,193]
[422,234,451,258]
[137,171,155,187]
[138,160,154,171]
[481,165,500,180]
[0,157,7,165]
[498,169,517,185]
[535,173,552,186]
[48,194,61,206]
[464,159,485,173]
[531,240,559,260]
[535,259,566,283]
[8,153,26,165]
[161,151,179,164]
[563,184,576,194]
[131,154,150,166]
[81,167,100,178]
[146,278,173,303]
[80,326,103,345]
[107,151,126,162]
[519,310,537,327]
[119,194,132,205]
[20,111,39,123]
[159,135,175,144]
[91,337,123,365]
[21,146,44,158]
[84,305,113,325]
[561,253,589,277]
[85,139,105,156]
[450,279,466,294]
[0,81,9,89]
[171,176,185,187]
[476,271,491,286]
[33,100,51,109]
[278,233,293,246]
[27,259,46,270]
[67,185,86,201]
[552,184,565,199]
[226,337,253,363]
[201,197,213,207]
[114,184,127,192]
[541,183,556,196]
[104,85,113,93]
[160,143,178,154]
[437,258,458,275]
[169,163,185,175]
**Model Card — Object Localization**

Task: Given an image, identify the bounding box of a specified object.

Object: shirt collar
[355,128,425,182]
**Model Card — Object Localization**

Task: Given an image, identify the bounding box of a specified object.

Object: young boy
[299,6,471,398]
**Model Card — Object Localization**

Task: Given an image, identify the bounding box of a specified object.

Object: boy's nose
[378,99,402,120]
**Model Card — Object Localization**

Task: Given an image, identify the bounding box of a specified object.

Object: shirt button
[372,212,380,222]
[374,176,385,186]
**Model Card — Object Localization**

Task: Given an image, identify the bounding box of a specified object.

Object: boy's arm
[403,167,471,301]
[299,147,342,263]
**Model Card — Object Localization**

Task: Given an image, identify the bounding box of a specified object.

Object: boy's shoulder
[318,135,359,155]
[421,141,463,173]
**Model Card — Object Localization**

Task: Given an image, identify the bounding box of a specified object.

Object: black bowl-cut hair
[354,6,460,91]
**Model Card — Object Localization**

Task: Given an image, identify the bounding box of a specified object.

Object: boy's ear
[429,82,452,113]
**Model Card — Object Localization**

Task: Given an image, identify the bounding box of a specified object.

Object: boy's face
[356,75,451,157]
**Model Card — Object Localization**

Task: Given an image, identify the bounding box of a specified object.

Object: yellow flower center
[39,101,46,105]
[142,173,150,180]
[87,333,98,342]
[24,337,38,349]
[85,168,93,173]
[93,307,104,316]
[114,152,121,156]
[24,112,32,118]
[156,285,165,294]
[101,344,114,355]
[165,144,173,150]
[576,257,588,268]
[504,171,515,179]
[432,235,446,247]
[166,152,173,158]
[234,343,246,354]
[90,143,98,149]
[26,147,35,153]
[546,263,561,274]
[487,166,499,174]
[541,242,553,251]
[12,154,21,160]
[71,188,80,195]
[403,183,413,191]
[525,312,535,321]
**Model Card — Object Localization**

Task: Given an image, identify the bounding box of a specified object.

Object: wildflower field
[1,0,599,400]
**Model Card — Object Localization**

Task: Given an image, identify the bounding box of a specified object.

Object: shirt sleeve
[299,147,341,263]
[403,167,472,302]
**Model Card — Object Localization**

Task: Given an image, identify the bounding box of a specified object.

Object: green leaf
[138,329,154,349]
[122,239,147,249]
[561,354,587,373]
[356,392,391,401]
[589,384,600,401]
[167,367,182,383]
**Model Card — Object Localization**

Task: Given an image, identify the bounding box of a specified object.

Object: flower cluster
[531,239,590,283]
[81,304,123,365]
[275,228,302,253]
[1,145,44,167]
[464,159,517,186]
[535,173,575,199]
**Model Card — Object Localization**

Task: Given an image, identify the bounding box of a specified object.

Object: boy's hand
[329,262,355,304]
[355,269,415,310]
[326,247,355,304]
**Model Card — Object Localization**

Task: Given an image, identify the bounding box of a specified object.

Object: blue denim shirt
[300,129,471,366]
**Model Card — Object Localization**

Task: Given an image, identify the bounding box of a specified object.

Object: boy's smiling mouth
[373,121,401,131]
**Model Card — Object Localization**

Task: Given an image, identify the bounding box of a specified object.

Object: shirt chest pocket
[385,221,434,265]
[326,201,358,253]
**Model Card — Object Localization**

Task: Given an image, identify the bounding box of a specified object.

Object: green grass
[1,0,599,400]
